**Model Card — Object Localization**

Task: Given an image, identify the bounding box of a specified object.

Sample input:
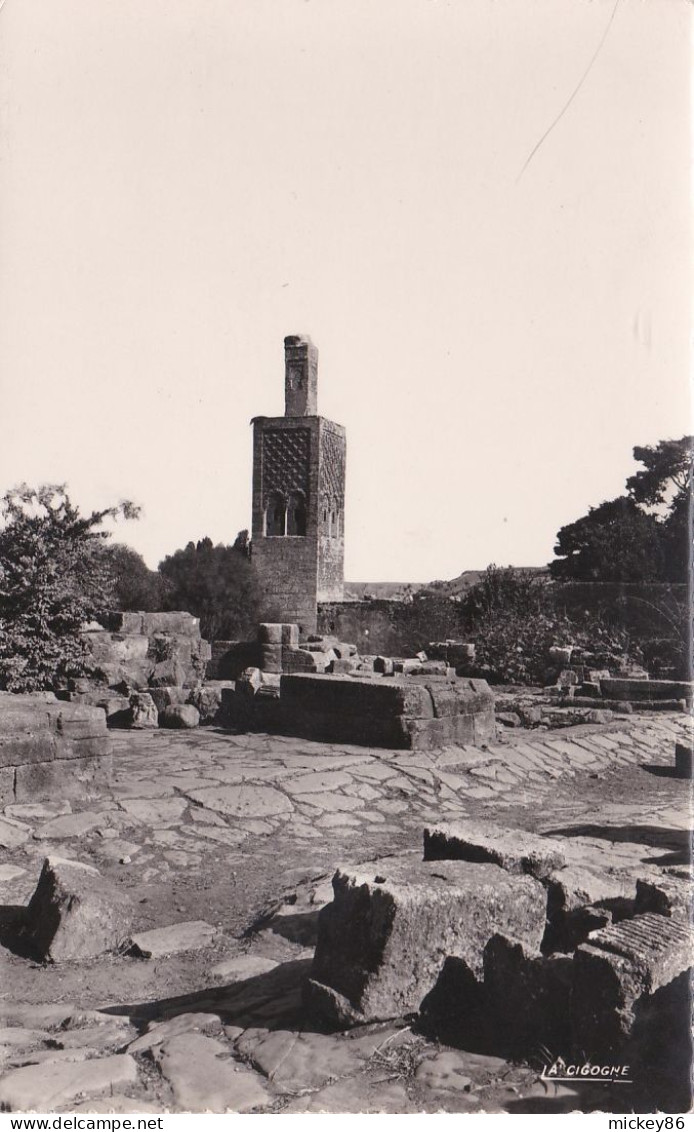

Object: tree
[550,436,692,584]
[550,497,665,582]
[0,484,139,692]
[626,436,693,508]
[158,535,261,640]
[100,543,166,611]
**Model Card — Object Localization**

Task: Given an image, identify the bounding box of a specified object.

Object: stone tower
[251,335,346,634]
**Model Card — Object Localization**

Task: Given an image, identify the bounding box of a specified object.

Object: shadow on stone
[101,957,315,1033]
[544,824,691,867]
[503,1080,637,1114]
[0,904,38,961]
[416,957,495,1055]
[643,764,685,779]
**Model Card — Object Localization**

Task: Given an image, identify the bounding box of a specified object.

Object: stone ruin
[218,623,495,749]
[305,820,693,1112]
[0,693,112,805]
[1,332,691,1113]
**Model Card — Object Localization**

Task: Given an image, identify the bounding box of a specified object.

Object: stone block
[129,692,158,729]
[600,678,694,704]
[13,754,112,803]
[329,657,359,674]
[206,640,260,680]
[558,668,579,686]
[129,920,216,958]
[572,914,693,1109]
[674,742,692,779]
[423,820,567,880]
[159,704,200,729]
[148,686,190,714]
[282,623,300,648]
[0,766,14,805]
[258,622,284,644]
[548,646,573,665]
[483,934,573,1055]
[544,863,636,950]
[418,661,449,676]
[281,673,434,720]
[77,693,131,727]
[307,855,546,1025]
[260,643,283,673]
[635,875,692,921]
[283,648,319,673]
[0,733,58,769]
[236,667,263,696]
[374,656,395,675]
[188,682,235,725]
[22,857,134,962]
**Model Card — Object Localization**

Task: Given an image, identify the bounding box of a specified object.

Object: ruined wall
[318,598,465,655]
[318,582,690,657]
[0,693,112,804]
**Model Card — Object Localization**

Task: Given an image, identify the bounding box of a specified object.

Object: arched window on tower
[287,491,307,536]
[265,492,286,537]
[330,501,337,539]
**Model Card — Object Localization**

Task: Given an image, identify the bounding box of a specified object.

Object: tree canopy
[0,484,138,691]
[550,437,692,583]
[158,534,261,640]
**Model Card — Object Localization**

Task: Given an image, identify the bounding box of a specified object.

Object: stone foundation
[0,693,112,804]
[221,672,495,750]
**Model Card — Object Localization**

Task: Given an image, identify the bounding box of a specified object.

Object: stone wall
[82,611,211,690]
[0,693,112,804]
[318,582,690,658]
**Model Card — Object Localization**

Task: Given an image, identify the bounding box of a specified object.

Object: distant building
[251,335,346,634]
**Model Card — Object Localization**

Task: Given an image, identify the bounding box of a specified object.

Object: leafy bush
[461,565,639,685]
[0,484,138,692]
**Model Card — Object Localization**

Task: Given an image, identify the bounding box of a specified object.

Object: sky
[0,0,690,582]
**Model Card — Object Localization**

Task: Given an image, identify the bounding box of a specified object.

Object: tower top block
[284,334,318,417]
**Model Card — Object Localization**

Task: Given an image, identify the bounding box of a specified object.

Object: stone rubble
[0,711,688,1114]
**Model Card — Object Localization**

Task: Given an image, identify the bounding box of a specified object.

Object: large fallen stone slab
[0,814,31,849]
[572,913,693,1111]
[22,857,134,962]
[0,1053,138,1112]
[155,1033,271,1112]
[423,821,567,880]
[307,855,546,1025]
[129,920,217,958]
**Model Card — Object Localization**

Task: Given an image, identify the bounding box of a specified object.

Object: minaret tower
[251,335,346,634]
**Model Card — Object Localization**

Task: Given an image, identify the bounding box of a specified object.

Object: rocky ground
[0,713,690,1114]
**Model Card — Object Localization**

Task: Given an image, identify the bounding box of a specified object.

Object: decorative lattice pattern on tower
[261,429,311,502]
[320,427,346,505]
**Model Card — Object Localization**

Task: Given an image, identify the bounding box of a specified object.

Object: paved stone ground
[0,713,690,1114]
